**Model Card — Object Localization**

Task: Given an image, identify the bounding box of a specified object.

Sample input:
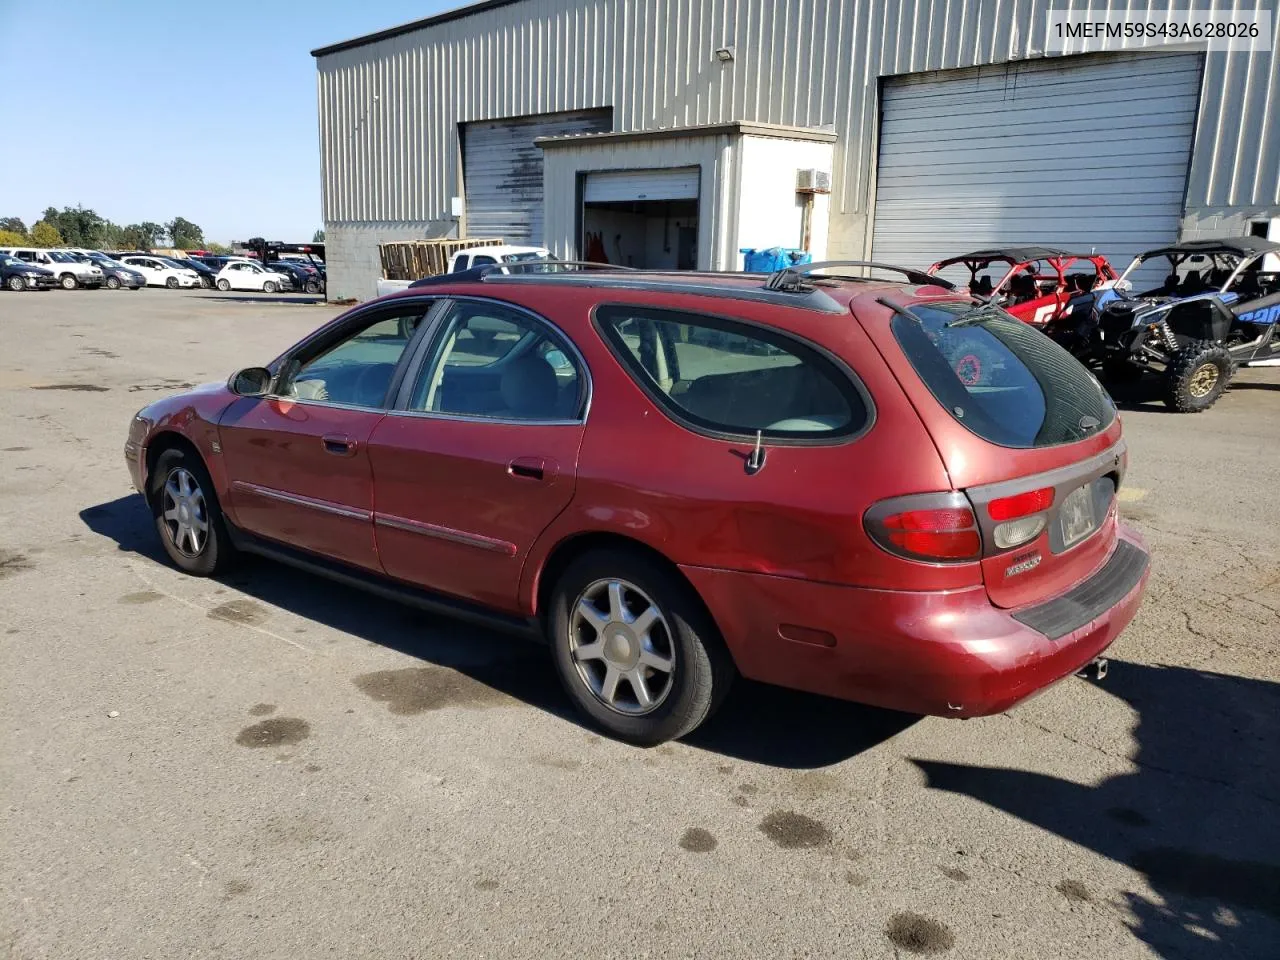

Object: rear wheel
[216,278,231,291]
[148,447,234,576]
[1164,341,1232,412]
[165,276,179,289]
[60,274,77,290]
[548,549,734,745]
[105,275,121,290]
[263,280,278,294]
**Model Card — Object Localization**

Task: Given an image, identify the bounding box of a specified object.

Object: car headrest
[500,353,559,419]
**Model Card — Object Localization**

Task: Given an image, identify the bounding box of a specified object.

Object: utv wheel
[1164,341,1232,412]
[60,274,78,290]
[263,280,278,294]
[216,278,231,291]
[548,549,734,745]
[6,275,24,292]
[148,447,235,576]
[166,276,179,289]
[105,275,121,290]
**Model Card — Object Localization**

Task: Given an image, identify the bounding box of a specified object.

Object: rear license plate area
[1059,483,1098,549]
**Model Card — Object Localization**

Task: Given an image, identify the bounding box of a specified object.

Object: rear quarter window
[594,304,869,441]
[892,301,1115,448]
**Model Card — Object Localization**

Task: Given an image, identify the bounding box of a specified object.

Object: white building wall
[733,136,833,269]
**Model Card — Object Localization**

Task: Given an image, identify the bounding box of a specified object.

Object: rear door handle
[322,434,357,457]
[508,456,545,480]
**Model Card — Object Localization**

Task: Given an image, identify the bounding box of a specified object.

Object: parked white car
[0,247,104,289]
[119,255,201,289]
[375,245,552,296]
[214,260,292,292]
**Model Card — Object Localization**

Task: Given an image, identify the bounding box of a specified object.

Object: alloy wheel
[161,467,209,557]
[1188,362,1219,398]
[569,578,675,715]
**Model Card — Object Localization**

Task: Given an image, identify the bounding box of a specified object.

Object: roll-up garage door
[583,167,701,203]
[463,109,611,244]
[871,51,1203,272]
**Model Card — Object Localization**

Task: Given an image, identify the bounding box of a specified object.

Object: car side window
[276,309,428,409]
[452,255,469,272]
[408,301,583,421]
[595,305,866,439]
[473,255,497,267]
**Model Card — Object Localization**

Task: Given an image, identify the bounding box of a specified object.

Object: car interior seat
[500,352,560,419]
[972,275,994,297]
[1178,269,1206,295]
[1009,272,1037,303]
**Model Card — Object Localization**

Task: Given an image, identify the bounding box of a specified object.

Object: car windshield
[48,252,76,263]
[891,300,1115,448]
[1,256,22,267]
[1125,250,1241,297]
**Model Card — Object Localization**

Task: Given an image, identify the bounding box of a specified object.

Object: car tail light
[864,492,982,563]
[988,486,1054,549]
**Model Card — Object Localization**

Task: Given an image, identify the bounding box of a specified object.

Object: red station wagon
[124,261,1151,744]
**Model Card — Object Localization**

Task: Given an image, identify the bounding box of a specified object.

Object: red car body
[126,268,1149,724]
[929,247,1119,328]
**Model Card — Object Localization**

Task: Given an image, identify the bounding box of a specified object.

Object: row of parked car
[0,247,326,295]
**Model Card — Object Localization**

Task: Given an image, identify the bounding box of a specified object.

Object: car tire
[305,280,321,294]
[166,276,179,289]
[6,275,24,292]
[148,446,235,576]
[548,549,735,745]
[60,274,77,290]
[1163,340,1232,412]
[105,275,121,290]
[216,278,231,291]
[200,276,213,289]
[263,280,278,294]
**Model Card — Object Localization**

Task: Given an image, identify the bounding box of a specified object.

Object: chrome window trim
[230,480,370,522]
[374,513,517,556]
[393,294,593,425]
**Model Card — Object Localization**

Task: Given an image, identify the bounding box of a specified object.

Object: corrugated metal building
[313,0,1280,300]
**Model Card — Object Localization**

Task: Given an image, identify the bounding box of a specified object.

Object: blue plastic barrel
[740,247,812,272]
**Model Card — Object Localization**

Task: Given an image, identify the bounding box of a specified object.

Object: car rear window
[595,305,867,440]
[891,301,1115,448]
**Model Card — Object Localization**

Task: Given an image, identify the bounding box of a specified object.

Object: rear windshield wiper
[945,305,1009,328]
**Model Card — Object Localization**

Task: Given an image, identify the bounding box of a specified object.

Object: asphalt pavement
[2,288,1278,959]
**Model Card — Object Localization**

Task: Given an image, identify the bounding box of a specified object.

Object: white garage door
[872,51,1203,274]
[464,109,611,244]
[583,167,701,203]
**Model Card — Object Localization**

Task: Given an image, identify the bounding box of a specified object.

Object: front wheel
[200,276,213,289]
[105,275,121,290]
[6,275,24,292]
[548,549,734,745]
[165,276,179,289]
[1163,341,1232,412]
[263,280,278,293]
[60,274,77,290]
[148,447,235,576]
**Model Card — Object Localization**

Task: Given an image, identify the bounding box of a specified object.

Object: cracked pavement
[2,290,1278,959]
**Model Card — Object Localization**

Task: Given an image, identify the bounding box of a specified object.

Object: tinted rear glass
[596,305,867,440]
[892,302,1115,448]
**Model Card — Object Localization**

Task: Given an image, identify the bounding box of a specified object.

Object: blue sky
[0,2,456,244]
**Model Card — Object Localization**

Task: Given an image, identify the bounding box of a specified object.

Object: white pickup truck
[375,245,550,297]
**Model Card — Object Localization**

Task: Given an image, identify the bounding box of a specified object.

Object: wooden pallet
[378,238,504,280]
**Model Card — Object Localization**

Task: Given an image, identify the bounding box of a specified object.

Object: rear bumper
[681,524,1150,718]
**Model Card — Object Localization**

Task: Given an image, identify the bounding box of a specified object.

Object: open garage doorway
[581,168,699,269]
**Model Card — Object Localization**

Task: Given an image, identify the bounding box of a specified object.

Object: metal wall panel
[872,51,1204,269]
[316,0,1277,236]
[462,109,611,243]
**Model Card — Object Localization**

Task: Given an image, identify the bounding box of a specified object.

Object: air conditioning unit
[796,169,831,194]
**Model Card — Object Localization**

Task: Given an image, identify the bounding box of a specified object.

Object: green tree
[0,228,27,246]
[38,205,107,248]
[312,229,325,243]
[29,221,64,247]
[166,217,204,249]
[0,217,27,235]
[205,241,232,255]
[120,222,166,250]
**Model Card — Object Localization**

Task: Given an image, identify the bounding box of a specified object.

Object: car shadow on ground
[913,660,1280,958]
[79,494,914,768]
[196,295,325,306]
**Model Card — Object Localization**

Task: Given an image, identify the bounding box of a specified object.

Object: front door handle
[508,456,545,481]
[322,434,357,457]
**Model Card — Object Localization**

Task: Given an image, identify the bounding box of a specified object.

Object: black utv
[1093,237,1280,411]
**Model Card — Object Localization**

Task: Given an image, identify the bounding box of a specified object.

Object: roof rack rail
[765,260,954,292]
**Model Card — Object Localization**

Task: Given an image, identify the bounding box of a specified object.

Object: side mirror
[229,367,272,397]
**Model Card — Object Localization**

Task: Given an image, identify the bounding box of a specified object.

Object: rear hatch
[862,297,1125,609]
